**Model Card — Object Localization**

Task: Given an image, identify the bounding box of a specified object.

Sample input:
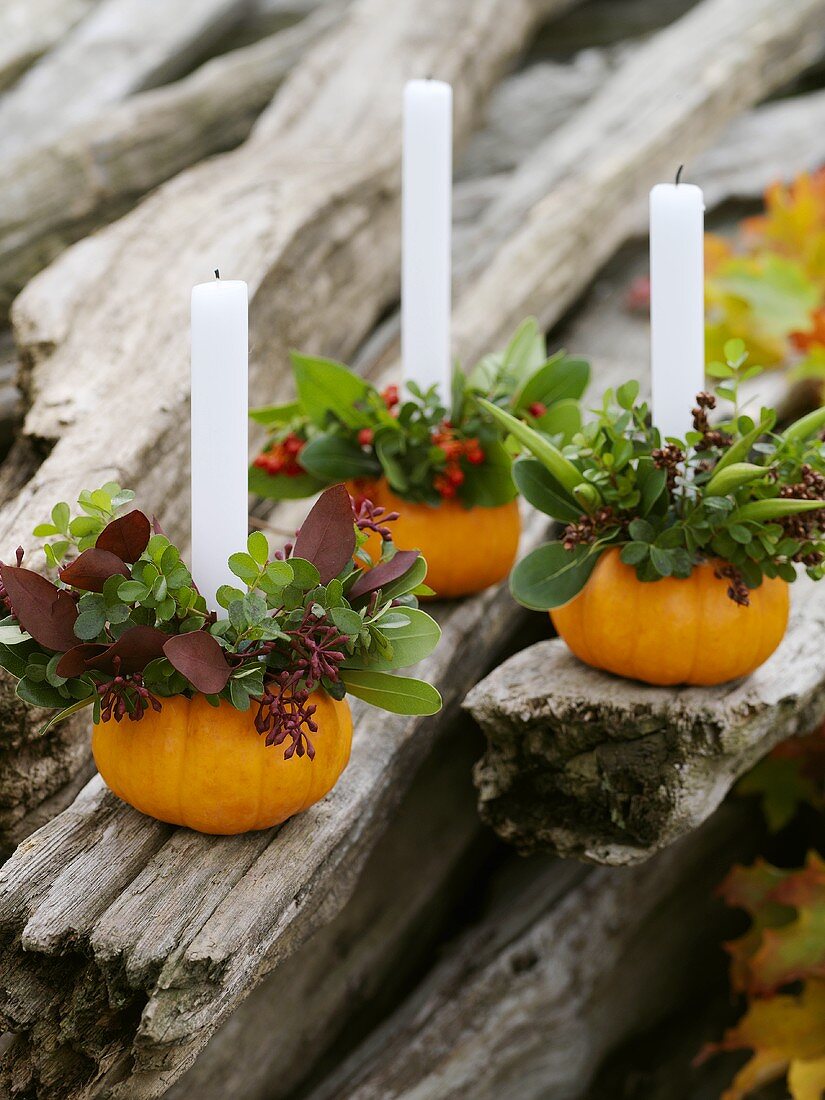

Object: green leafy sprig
[477,340,825,610]
[0,484,442,756]
[250,318,590,508]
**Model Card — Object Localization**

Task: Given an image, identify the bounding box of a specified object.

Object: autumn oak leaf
[163,631,231,695]
[59,548,129,592]
[291,484,356,583]
[0,564,78,652]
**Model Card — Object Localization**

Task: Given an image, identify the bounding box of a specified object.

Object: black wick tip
[214,268,220,279]
[675,164,684,185]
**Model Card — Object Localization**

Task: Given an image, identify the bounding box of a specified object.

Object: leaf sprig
[478,341,825,609]
[0,484,443,755]
[250,318,590,509]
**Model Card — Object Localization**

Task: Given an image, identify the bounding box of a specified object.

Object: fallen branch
[0,0,562,1093]
[304,807,754,1100]
[451,0,825,360]
[0,4,345,313]
[0,0,252,160]
[465,579,825,865]
[165,732,488,1100]
[0,0,98,91]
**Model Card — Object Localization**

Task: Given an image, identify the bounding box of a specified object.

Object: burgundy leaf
[163,631,231,694]
[96,510,151,563]
[59,548,129,592]
[56,643,108,678]
[349,550,420,601]
[0,564,78,652]
[56,627,168,678]
[292,484,356,583]
[95,626,169,674]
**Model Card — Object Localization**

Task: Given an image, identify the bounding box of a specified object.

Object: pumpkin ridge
[178,698,193,831]
[688,564,707,683]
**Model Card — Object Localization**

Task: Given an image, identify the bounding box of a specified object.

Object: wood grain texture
[0,0,99,91]
[451,0,825,363]
[166,728,489,1100]
[0,4,345,314]
[0,0,554,850]
[0,0,252,161]
[0,1,560,1093]
[465,580,825,865]
[304,807,753,1100]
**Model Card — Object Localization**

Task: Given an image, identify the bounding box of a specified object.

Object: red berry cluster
[254,433,305,477]
[431,424,485,500]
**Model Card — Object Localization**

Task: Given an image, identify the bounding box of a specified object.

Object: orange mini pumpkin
[551,548,790,686]
[349,478,521,600]
[92,692,352,834]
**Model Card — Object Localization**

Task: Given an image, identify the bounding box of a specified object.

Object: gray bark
[465,581,825,865]
[0,1,560,1094]
[166,731,489,1100]
[451,0,825,362]
[0,0,252,160]
[0,4,346,314]
[305,807,754,1100]
[0,0,99,92]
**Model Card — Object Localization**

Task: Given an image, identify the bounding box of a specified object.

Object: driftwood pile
[0,0,824,1097]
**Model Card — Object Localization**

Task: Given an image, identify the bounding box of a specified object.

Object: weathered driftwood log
[0,576,541,1099]
[0,4,345,314]
[452,0,825,347]
[465,579,825,865]
[0,0,566,1092]
[0,0,555,851]
[0,0,252,160]
[302,806,754,1100]
[457,79,825,239]
[0,0,99,91]
[165,725,490,1100]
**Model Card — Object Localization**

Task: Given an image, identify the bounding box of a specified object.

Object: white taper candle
[190,272,249,614]
[402,78,452,402]
[650,178,705,441]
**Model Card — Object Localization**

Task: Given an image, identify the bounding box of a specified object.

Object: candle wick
[214,268,221,279]
[675,164,684,185]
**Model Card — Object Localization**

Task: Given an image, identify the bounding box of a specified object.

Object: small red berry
[438,482,457,499]
[528,402,547,418]
[382,384,400,409]
[466,448,485,465]
[284,434,303,456]
[447,466,465,487]
[358,428,374,446]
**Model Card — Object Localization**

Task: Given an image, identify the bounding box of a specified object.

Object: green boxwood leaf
[247,530,269,566]
[228,552,260,586]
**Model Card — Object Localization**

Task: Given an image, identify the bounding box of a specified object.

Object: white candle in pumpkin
[190,272,248,614]
[402,78,452,402]
[650,178,705,441]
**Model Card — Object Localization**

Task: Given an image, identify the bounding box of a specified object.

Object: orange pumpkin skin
[92,692,352,834]
[550,548,790,686]
[348,478,521,600]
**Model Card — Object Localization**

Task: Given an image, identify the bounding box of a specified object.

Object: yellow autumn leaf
[788,1056,825,1100]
